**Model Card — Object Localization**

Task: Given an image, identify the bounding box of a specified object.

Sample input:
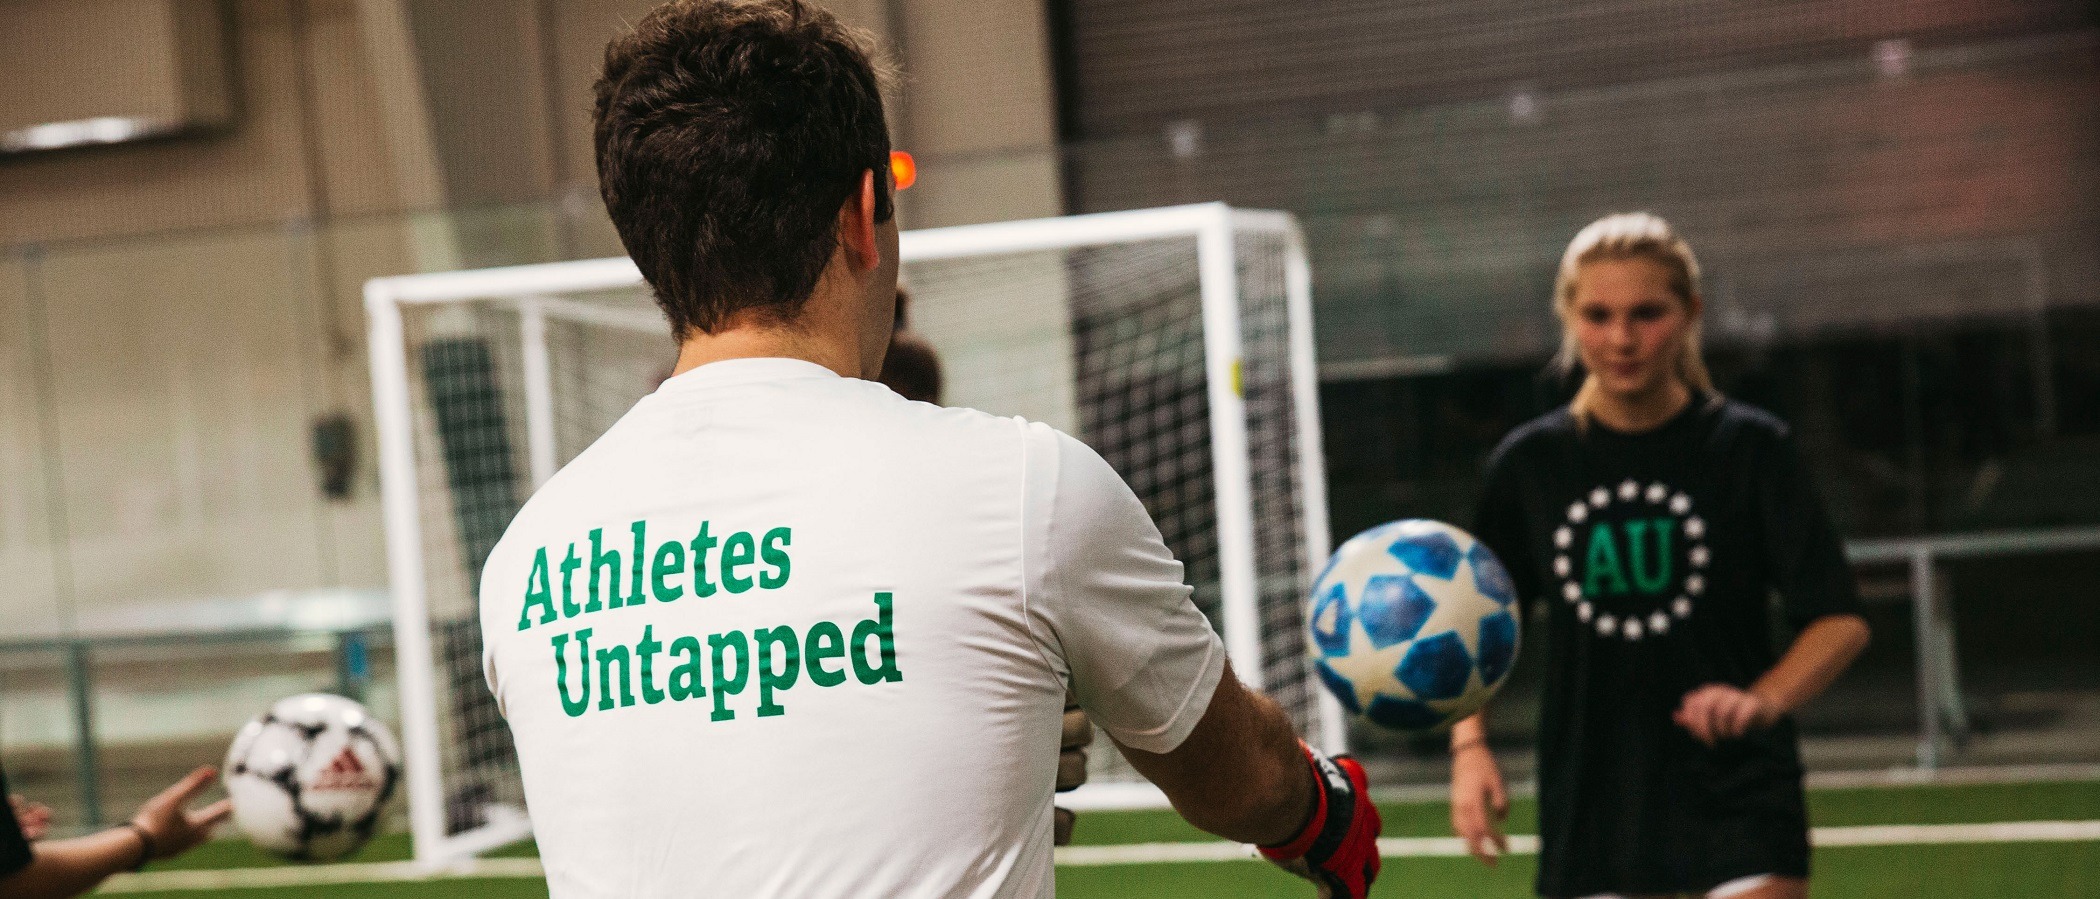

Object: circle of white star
[1556,480,1708,642]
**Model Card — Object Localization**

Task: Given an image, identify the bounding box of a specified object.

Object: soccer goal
[365,202,1344,864]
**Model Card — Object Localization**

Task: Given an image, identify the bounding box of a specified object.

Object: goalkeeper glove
[1259,744,1382,898]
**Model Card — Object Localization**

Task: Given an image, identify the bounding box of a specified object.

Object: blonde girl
[1451,213,1871,899]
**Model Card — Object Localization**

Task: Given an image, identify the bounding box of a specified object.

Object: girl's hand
[1674,683,1781,746]
[1449,741,1509,866]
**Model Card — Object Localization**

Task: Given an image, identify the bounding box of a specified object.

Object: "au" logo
[1583,517,1676,598]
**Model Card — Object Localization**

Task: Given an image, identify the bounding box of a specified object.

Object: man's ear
[840,169,881,272]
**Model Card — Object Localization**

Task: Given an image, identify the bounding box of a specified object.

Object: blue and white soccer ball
[1308,519,1521,733]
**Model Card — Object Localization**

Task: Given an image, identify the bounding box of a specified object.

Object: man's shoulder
[858,381,1031,438]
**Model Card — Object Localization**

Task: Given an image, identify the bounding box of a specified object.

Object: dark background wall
[1049,0,2100,543]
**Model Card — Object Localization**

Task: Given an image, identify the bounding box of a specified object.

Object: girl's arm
[1448,712,1510,865]
[1677,613,1869,745]
[1680,423,1870,745]
[1449,439,1531,865]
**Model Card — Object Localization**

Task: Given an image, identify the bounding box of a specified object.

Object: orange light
[890,150,917,191]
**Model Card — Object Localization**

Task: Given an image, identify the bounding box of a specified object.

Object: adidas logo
[310,748,378,792]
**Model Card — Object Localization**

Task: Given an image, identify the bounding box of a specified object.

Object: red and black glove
[1259,744,1382,898]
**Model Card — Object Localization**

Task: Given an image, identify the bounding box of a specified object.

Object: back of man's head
[595,0,893,339]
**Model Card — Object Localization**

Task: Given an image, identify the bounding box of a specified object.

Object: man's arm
[1113,661,1312,844]
[1025,427,1380,894]
[1116,661,1382,898]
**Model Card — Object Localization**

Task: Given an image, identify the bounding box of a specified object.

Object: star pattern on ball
[1411,559,1494,650]
[1317,616,1415,712]
[1309,522,1523,734]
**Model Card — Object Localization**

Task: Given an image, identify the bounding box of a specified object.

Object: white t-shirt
[479,358,1224,899]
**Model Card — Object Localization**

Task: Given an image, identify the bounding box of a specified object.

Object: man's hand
[1673,683,1781,747]
[131,767,233,862]
[10,796,52,841]
[1053,693,1093,846]
[1050,693,1100,844]
[1259,746,1382,898]
[1449,740,1508,866]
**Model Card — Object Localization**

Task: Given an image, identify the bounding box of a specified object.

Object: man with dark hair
[593,0,898,340]
[478,2,1382,896]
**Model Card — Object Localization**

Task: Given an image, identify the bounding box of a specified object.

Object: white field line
[97,820,2100,890]
[1060,820,2100,867]
[1805,763,2100,790]
[1370,763,2100,805]
[97,858,546,893]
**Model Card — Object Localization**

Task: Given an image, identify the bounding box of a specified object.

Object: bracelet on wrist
[1449,736,1490,757]
[121,821,155,872]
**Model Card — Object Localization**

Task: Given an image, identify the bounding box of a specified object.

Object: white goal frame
[366,202,1343,863]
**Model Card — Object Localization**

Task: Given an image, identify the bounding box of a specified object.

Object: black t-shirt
[0,764,32,879]
[1473,397,1861,897]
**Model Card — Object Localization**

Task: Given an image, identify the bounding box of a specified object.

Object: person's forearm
[0,825,145,898]
[1116,665,1316,846]
[1751,614,1870,715]
[1158,685,1312,845]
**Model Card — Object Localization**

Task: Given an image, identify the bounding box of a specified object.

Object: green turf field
[106,779,2100,897]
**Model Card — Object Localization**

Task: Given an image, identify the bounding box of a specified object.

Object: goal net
[365,203,1341,863]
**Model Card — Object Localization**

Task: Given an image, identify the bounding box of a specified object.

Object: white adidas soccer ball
[1308,519,1521,733]
[224,693,401,862]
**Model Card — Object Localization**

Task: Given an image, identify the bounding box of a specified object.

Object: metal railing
[0,592,391,831]
[1847,524,2100,769]
[5,526,2096,831]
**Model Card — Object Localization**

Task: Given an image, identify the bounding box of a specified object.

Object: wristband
[1257,742,1382,899]
[121,821,155,872]
[1257,743,1330,860]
